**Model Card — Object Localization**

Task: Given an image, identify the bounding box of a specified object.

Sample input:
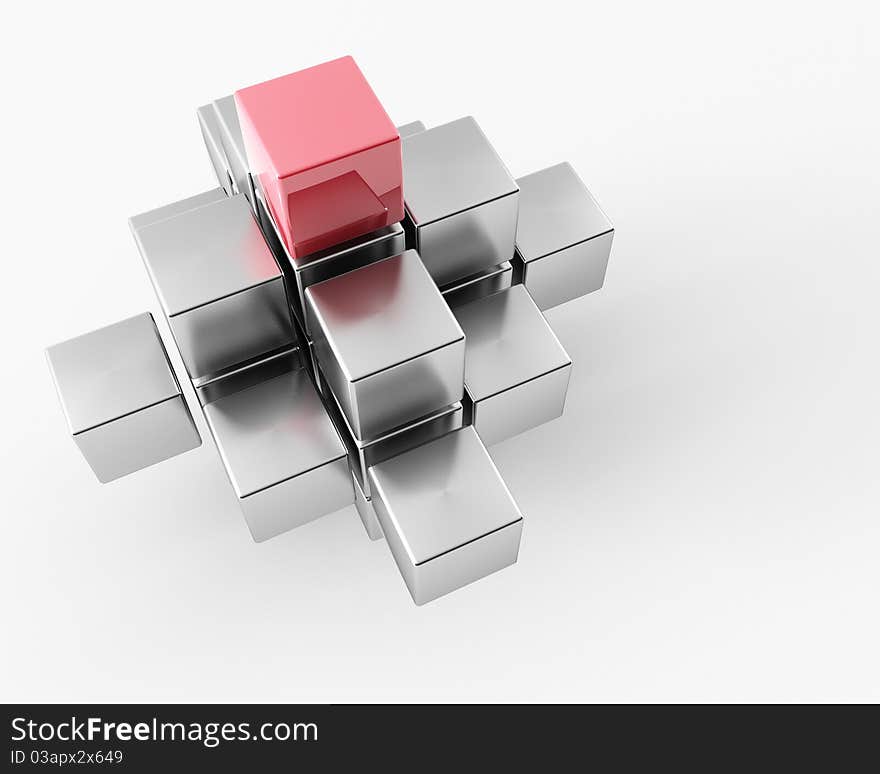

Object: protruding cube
[453,285,572,446]
[46,313,201,483]
[402,116,519,286]
[131,193,294,380]
[202,365,353,543]
[235,56,403,259]
[513,162,614,310]
[368,427,523,605]
[305,250,465,441]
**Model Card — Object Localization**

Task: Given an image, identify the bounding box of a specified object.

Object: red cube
[235,56,403,260]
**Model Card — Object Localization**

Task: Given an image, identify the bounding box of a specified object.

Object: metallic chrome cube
[305,250,465,441]
[368,426,523,605]
[513,162,614,310]
[453,285,571,446]
[131,193,294,380]
[46,313,201,483]
[202,364,353,543]
[441,261,513,309]
[402,117,519,287]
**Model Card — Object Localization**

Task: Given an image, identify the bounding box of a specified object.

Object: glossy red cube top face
[235,56,403,262]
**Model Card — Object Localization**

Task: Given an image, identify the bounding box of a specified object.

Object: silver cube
[368,426,523,605]
[131,193,294,380]
[402,117,519,287]
[202,365,353,543]
[454,285,571,446]
[513,162,614,310]
[305,250,465,441]
[46,313,201,483]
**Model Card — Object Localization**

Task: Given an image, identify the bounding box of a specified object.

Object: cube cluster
[46,56,614,605]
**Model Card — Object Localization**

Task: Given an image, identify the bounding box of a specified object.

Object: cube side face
[235,57,402,260]
[212,96,250,200]
[74,396,200,483]
[412,520,523,605]
[353,472,384,542]
[350,337,464,441]
[240,456,353,543]
[417,191,518,287]
[472,363,571,446]
[170,276,293,379]
[521,230,614,311]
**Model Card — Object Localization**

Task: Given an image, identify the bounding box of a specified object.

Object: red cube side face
[235,56,403,262]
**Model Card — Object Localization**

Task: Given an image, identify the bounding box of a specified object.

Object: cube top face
[304,250,464,382]
[235,57,397,180]
[402,116,518,226]
[46,313,180,435]
[133,194,281,317]
[368,426,522,567]
[130,188,226,232]
[515,162,613,263]
[453,285,571,402]
[235,56,403,260]
[203,368,346,498]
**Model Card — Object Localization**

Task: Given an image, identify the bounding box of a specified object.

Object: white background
[2,1,878,702]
